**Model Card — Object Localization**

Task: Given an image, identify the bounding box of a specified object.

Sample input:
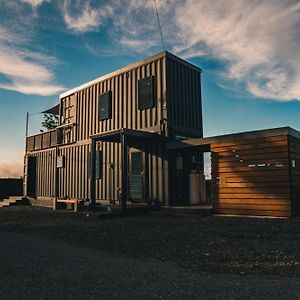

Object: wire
[153,0,166,51]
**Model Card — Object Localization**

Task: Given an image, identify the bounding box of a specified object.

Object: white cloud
[171,0,300,101]
[0,26,64,96]
[64,0,300,101]
[62,0,113,33]
[0,162,23,178]
[21,0,49,8]
[0,149,24,178]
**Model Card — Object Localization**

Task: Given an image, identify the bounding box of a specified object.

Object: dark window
[138,76,155,110]
[56,127,63,144]
[99,91,112,121]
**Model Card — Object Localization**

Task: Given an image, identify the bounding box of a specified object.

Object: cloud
[62,0,164,53]
[63,0,300,101]
[171,0,300,101]
[62,0,114,33]
[0,26,64,96]
[0,162,23,178]
[0,149,24,178]
[21,0,50,8]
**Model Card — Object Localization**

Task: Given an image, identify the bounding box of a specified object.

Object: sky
[0,0,300,177]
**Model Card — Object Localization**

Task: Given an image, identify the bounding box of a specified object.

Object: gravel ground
[1,206,300,299]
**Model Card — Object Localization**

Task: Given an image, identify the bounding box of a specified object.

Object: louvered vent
[138,76,155,110]
[130,151,144,201]
[99,91,112,121]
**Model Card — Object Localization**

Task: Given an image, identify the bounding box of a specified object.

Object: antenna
[153,0,166,51]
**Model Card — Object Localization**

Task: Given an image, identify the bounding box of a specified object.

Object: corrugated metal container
[25,51,203,206]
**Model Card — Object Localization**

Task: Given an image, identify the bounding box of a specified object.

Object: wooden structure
[169,127,300,217]
[24,51,203,209]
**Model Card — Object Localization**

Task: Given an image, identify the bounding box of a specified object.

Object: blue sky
[0,0,300,177]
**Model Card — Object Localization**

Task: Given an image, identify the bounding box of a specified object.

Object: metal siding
[29,58,182,202]
[31,149,56,198]
[71,58,167,201]
[166,56,202,138]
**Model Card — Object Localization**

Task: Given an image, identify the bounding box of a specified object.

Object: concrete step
[0,196,26,208]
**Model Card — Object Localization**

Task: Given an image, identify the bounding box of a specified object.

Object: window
[138,76,155,110]
[99,91,112,121]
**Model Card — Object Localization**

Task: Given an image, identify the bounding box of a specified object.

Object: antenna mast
[153,0,166,51]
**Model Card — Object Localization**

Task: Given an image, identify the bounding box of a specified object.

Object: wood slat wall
[211,135,291,217]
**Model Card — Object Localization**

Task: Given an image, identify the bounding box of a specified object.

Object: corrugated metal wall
[66,56,167,141]
[26,52,202,205]
[59,55,170,203]
[166,56,202,138]
[31,149,56,198]
[58,143,90,199]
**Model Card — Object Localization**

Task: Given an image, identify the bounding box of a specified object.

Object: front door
[27,156,37,198]
[129,151,145,202]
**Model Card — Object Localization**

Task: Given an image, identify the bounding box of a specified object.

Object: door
[129,151,145,202]
[27,156,37,198]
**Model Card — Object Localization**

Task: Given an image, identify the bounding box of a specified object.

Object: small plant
[42,113,58,131]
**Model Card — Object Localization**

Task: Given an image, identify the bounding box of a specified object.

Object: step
[0,196,26,208]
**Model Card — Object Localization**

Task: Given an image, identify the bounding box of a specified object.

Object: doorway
[27,156,37,198]
[129,150,146,202]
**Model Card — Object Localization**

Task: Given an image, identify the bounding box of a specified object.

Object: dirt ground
[1,205,300,276]
[1,205,300,299]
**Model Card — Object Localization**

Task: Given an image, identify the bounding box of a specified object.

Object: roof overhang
[168,126,300,151]
[42,104,60,115]
[91,128,164,144]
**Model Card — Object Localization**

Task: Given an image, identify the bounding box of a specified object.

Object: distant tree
[42,114,58,131]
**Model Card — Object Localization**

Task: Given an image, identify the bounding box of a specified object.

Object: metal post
[25,112,29,137]
[90,139,97,210]
[121,132,128,213]
[54,144,59,210]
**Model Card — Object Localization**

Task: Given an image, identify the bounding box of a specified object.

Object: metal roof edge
[59,51,167,99]
[165,51,202,73]
[287,126,300,139]
[205,126,291,142]
[59,51,202,99]
[168,126,300,150]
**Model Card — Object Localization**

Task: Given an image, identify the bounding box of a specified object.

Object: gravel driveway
[1,206,300,299]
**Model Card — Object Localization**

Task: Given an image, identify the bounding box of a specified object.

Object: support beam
[121,132,128,213]
[90,139,97,209]
[54,145,59,210]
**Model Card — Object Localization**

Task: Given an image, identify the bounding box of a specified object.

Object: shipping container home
[24,51,203,208]
[24,51,300,217]
[169,127,300,217]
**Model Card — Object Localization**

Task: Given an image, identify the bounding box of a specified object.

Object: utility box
[189,171,206,205]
